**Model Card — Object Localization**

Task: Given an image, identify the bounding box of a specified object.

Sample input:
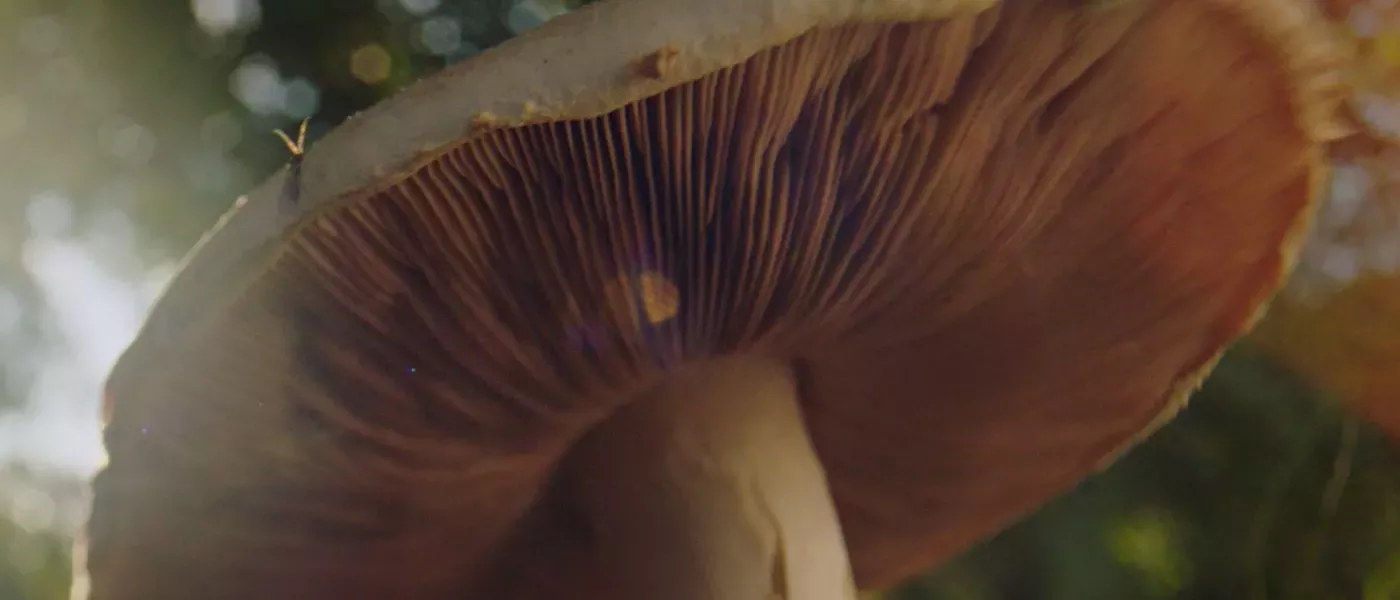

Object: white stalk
[575,356,858,600]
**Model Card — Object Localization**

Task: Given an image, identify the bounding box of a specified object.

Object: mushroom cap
[89,0,1345,596]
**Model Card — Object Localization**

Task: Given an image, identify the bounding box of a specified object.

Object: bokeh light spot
[7,486,57,533]
[606,271,679,326]
[17,16,65,57]
[190,0,262,36]
[506,0,569,34]
[418,16,462,56]
[282,78,321,119]
[98,117,158,167]
[398,0,441,16]
[1107,510,1190,597]
[636,272,680,324]
[26,193,74,239]
[350,44,393,85]
[230,56,286,115]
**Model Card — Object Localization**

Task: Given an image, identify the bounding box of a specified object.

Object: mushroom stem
[576,357,857,600]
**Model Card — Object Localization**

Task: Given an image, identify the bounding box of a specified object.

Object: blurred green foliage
[0,497,70,600]
[899,349,1400,600]
[1,1,1398,599]
[0,528,67,600]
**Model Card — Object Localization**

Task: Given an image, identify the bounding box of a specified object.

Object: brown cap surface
[87,0,1344,597]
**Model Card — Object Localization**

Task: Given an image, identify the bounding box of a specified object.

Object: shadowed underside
[90,0,1322,598]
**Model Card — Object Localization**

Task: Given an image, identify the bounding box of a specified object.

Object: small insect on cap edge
[273,118,310,157]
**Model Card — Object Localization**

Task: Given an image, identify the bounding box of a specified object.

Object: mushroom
[82,0,1345,598]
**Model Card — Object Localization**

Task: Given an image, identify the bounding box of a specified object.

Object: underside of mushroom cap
[88,0,1345,597]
